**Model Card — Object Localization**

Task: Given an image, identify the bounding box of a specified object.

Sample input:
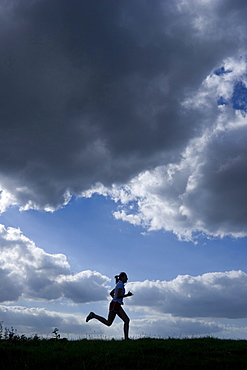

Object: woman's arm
[116,288,133,299]
[110,289,115,298]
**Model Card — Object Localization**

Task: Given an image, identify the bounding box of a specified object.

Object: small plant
[0,321,3,339]
[52,328,60,340]
[4,326,17,341]
[32,333,40,342]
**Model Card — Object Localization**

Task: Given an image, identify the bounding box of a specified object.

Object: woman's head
[115,272,128,284]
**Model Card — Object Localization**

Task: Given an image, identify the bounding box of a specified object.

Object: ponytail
[115,272,127,284]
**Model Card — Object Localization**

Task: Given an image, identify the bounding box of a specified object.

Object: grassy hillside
[0,337,247,369]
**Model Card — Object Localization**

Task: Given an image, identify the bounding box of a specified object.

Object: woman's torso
[112,280,125,304]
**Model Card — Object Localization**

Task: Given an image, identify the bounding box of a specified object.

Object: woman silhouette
[86,272,133,340]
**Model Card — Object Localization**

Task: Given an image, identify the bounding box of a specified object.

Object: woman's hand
[116,288,134,299]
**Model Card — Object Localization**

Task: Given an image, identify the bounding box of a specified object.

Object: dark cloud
[183,123,247,236]
[93,57,247,240]
[0,268,22,302]
[0,0,246,212]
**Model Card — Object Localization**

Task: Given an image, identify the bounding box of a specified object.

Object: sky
[0,0,247,340]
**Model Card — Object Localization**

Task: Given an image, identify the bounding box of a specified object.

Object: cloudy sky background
[0,0,247,339]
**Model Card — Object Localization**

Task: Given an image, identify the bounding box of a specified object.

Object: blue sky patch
[231,81,247,111]
[214,66,232,76]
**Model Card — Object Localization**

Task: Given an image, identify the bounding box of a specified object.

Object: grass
[0,337,247,369]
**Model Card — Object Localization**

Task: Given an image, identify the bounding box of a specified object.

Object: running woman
[86,272,133,340]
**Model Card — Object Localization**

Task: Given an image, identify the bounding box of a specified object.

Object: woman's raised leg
[91,310,116,326]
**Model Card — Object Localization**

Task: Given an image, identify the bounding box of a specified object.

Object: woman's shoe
[86,312,94,322]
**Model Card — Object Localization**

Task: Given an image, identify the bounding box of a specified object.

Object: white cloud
[0,189,18,213]
[1,304,246,340]
[126,270,247,319]
[57,271,110,304]
[0,305,88,337]
[129,315,225,339]
[0,224,110,303]
[0,225,246,339]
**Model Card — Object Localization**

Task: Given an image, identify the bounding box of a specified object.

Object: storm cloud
[0,0,246,241]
